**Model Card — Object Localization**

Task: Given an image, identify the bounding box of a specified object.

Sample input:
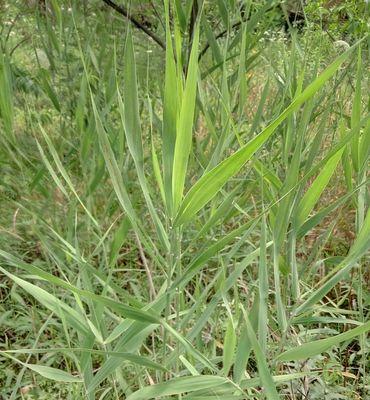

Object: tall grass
[0,1,369,399]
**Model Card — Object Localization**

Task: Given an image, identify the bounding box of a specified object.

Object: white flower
[333,40,350,51]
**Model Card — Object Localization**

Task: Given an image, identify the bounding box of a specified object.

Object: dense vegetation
[0,1,369,399]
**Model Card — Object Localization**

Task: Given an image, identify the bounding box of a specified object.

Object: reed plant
[0,1,369,399]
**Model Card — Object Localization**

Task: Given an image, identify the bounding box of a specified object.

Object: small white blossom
[334,40,350,51]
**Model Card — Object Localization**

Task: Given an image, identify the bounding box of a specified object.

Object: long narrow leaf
[172,24,200,211]
[174,41,361,226]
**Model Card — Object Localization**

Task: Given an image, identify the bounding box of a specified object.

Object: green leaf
[109,216,131,266]
[0,267,89,336]
[1,352,82,383]
[258,214,268,353]
[240,372,319,390]
[0,51,14,139]
[0,251,160,324]
[25,364,82,383]
[162,0,179,214]
[127,376,230,400]
[295,206,370,315]
[38,124,98,227]
[222,317,236,376]
[123,26,144,166]
[350,48,362,172]
[296,184,365,239]
[293,147,344,230]
[2,348,166,372]
[170,221,263,290]
[35,138,69,198]
[241,306,279,400]
[277,320,370,361]
[39,69,61,112]
[172,23,200,211]
[86,297,168,393]
[233,324,251,385]
[174,41,361,226]
[233,295,260,384]
[163,322,216,372]
[118,30,169,249]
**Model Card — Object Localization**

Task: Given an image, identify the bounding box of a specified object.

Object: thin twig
[101,0,166,50]
[198,20,242,61]
[5,12,22,43]
[10,36,30,57]
[134,233,156,301]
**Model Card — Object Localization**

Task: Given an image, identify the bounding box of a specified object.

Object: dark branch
[198,1,279,62]
[198,21,242,61]
[10,36,30,57]
[101,0,166,50]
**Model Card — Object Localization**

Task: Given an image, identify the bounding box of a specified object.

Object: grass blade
[172,23,200,212]
[294,206,370,315]
[162,0,178,214]
[174,41,360,226]
[277,320,370,361]
[293,147,344,230]
[240,306,279,400]
[127,376,230,400]
[0,354,82,383]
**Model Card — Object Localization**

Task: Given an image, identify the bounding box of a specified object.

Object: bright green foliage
[0,1,369,400]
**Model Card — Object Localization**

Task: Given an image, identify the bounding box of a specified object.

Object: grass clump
[0,1,369,399]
